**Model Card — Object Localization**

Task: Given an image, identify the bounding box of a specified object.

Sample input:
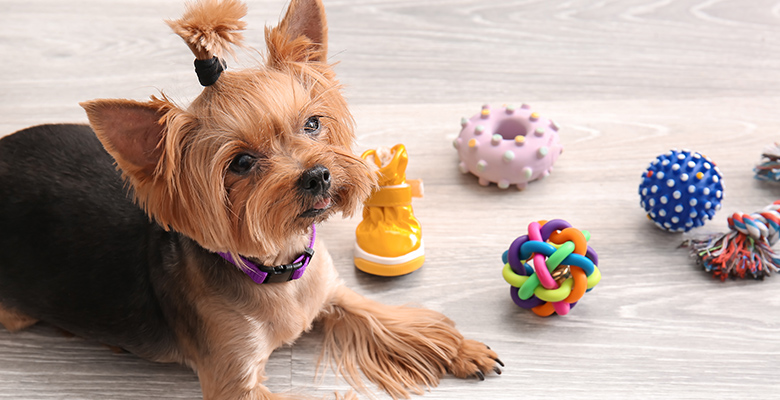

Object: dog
[0,0,501,398]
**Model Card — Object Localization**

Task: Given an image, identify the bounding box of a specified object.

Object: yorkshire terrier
[0,0,501,398]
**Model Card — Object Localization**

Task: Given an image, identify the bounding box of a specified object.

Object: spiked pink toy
[454,104,563,190]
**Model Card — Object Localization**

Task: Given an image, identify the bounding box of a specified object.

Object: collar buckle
[216,225,317,284]
[259,246,315,284]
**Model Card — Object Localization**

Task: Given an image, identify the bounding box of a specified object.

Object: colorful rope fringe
[683,200,780,280]
[754,143,780,182]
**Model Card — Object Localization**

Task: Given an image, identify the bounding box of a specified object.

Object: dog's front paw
[449,339,503,380]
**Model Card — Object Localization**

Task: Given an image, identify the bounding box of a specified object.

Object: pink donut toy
[453,104,563,190]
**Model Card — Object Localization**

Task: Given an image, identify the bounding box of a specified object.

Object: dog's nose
[299,165,331,196]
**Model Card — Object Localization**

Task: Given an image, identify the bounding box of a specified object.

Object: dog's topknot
[167,0,247,61]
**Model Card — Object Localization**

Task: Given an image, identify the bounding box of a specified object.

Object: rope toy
[502,219,601,317]
[754,143,780,182]
[683,200,780,280]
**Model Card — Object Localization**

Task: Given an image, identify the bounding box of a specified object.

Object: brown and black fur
[0,0,501,399]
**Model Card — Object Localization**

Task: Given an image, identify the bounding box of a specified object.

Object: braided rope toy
[502,219,601,317]
[683,200,780,280]
[754,143,780,182]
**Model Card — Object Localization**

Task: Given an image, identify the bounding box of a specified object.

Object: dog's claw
[452,339,502,381]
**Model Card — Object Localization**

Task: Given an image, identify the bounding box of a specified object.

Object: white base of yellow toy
[354,240,425,277]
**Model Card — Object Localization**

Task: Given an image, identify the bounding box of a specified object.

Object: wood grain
[1,0,780,398]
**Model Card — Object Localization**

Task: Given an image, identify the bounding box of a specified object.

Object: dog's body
[0,124,177,360]
[0,0,500,399]
[0,123,333,367]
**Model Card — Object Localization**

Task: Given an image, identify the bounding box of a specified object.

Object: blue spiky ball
[639,149,724,232]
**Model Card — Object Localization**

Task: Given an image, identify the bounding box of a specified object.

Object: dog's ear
[80,99,168,179]
[266,0,328,66]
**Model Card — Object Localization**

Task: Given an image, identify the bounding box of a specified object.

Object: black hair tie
[194,56,225,86]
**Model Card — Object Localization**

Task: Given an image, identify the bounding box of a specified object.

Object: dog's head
[81,0,375,257]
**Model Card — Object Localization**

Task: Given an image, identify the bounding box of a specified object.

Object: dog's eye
[303,116,321,135]
[229,154,256,174]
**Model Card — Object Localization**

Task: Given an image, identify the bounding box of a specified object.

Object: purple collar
[217,225,316,284]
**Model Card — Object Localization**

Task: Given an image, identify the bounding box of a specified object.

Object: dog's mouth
[299,197,333,219]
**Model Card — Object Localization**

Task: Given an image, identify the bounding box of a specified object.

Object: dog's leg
[0,302,38,332]
[320,286,501,399]
[196,360,296,400]
[197,357,358,400]
[192,332,358,400]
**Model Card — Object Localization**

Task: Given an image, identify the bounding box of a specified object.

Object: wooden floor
[2,0,780,398]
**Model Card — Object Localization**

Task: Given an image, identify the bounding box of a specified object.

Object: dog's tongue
[313,198,331,210]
